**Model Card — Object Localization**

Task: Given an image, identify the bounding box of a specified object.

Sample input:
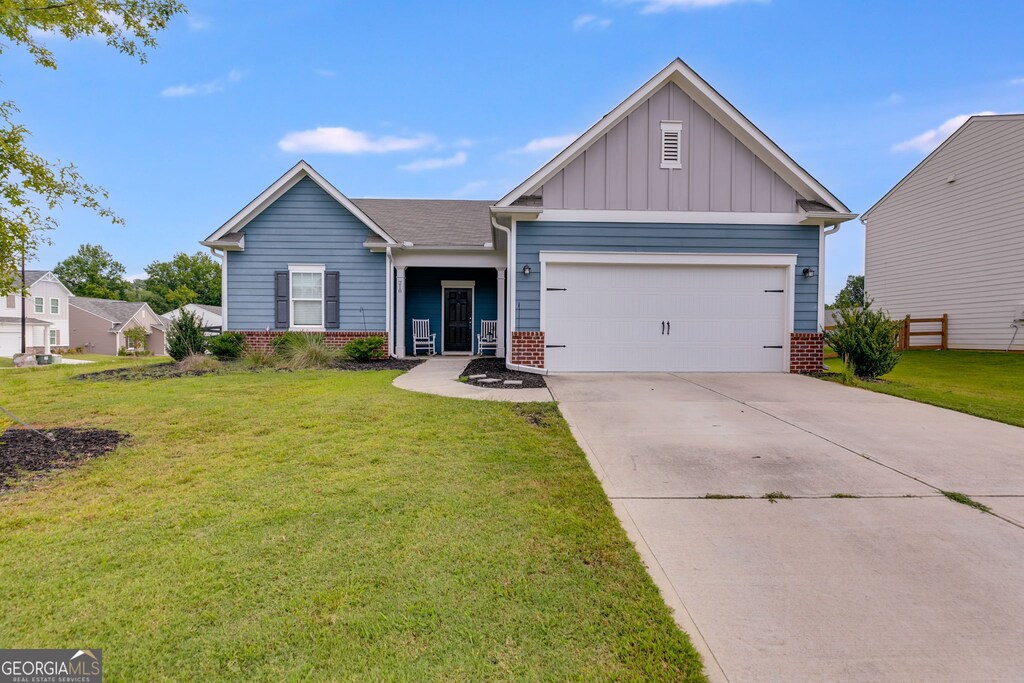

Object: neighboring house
[201,59,855,373]
[863,114,1024,351]
[165,303,223,333]
[69,297,168,355]
[0,270,72,357]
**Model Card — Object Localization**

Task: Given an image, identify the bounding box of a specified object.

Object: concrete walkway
[550,372,1024,683]
[392,357,553,402]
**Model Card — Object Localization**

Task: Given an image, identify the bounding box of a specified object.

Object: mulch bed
[460,357,547,389]
[73,358,425,381]
[1,427,129,490]
[329,358,425,371]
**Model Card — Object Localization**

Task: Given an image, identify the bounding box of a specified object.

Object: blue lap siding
[225,177,386,331]
[403,268,498,354]
[514,221,820,332]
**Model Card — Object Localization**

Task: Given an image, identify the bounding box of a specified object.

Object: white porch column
[43,324,51,354]
[495,267,506,358]
[395,266,407,357]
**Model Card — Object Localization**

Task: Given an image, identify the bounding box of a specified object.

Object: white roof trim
[861,114,1024,222]
[202,160,398,245]
[496,58,849,213]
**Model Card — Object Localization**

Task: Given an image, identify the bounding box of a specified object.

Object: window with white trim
[660,120,683,169]
[34,296,44,314]
[290,266,324,328]
[50,298,59,315]
[49,329,59,346]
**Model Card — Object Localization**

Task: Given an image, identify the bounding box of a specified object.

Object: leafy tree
[831,275,865,309]
[166,308,207,361]
[54,243,129,299]
[143,251,220,313]
[0,0,186,295]
[123,326,148,355]
[824,301,902,379]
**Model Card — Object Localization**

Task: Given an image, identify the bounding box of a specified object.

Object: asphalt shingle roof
[12,270,51,288]
[70,297,149,331]
[351,198,495,247]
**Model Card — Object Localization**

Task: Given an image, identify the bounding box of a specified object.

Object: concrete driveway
[549,372,1024,682]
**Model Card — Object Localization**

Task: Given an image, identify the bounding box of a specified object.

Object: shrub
[341,336,386,362]
[177,353,222,373]
[123,326,148,354]
[167,309,207,361]
[824,302,902,379]
[275,333,336,369]
[241,347,277,369]
[208,332,245,360]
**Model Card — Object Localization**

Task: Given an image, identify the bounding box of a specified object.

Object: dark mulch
[460,357,547,389]
[329,358,425,371]
[0,427,129,490]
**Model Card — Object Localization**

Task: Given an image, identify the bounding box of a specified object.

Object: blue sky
[13,0,1024,299]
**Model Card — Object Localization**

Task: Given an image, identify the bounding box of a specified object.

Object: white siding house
[863,114,1024,351]
[164,303,222,332]
[0,270,72,357]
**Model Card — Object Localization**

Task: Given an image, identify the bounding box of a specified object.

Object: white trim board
[202,160,398,246]
[532,210,809,226]
[497,58,849,214]
[440,281,475,355]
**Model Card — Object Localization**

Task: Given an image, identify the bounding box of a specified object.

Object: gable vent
[660,120,683,169]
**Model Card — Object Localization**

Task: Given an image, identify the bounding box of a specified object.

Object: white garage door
[543,261,790,372]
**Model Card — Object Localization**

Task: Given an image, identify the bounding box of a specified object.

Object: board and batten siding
[515,221,820,332]
[865,116,1024,350]
[226,177,386,331]
[536,82,799,213]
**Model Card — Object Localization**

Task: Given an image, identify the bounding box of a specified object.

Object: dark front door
[444,288,472,352]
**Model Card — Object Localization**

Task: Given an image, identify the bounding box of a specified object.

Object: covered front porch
[393,265,506,358]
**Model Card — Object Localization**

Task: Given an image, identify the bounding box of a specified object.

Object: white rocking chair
[412,319,436,356]
[477,320,498,356]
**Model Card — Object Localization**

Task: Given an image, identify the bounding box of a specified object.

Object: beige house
[69,297,168,355]
[0,270,72,357]
[863,114,1024,351]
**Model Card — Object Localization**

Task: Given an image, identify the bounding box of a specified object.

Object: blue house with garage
[201,59,855,373]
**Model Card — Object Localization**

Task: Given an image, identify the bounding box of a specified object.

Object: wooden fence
[823,313,948,359]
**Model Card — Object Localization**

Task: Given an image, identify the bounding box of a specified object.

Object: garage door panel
[543,262,789,372]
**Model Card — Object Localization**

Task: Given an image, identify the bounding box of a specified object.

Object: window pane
[293,300,322,326]
[50,298,59,314]
[291,272,322,299]
[34,297,43,313]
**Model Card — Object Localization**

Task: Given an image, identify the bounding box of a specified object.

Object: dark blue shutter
[274,271,289,329]
[324,271,340,329]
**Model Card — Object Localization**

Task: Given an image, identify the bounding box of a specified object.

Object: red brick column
[789,332,824,373]
[240,330,389,356]
[510,331,545,369]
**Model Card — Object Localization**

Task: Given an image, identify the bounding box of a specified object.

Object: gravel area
[460,357,547,389]
[1,427,129,489]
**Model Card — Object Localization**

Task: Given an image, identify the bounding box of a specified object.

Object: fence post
[941,313,948,350]
[902,315,910,350]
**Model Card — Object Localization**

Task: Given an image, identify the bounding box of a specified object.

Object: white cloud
[512,133,578,154]
[625,0,767,13]
[161,69,243,97]
[883,92,904,106]
[399,151,468,172]
[892,112,998,153]
[185,13,210,30]
[277,126,435,154]
[451,180,491,198]
[573,14,612,29]
[1008,77,1024,86]
[315,68,336,78]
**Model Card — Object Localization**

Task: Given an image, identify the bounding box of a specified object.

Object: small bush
[275,333,336,369]
[177,353,222,373]
[208,332,245,360]
[241,347,277,369]
[824,302,902,379]
[167,310,207,361]
[341,336,386,362]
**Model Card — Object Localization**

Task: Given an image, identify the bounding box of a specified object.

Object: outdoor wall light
[802,267,816,279]
[522,264,532,276]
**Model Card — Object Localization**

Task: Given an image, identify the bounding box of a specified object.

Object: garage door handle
[667,321,670,335]
[764,289,784,293]
[661,321,665,335]
[545,344,566,348]
[546,287,567,291]
[763,345,783,349]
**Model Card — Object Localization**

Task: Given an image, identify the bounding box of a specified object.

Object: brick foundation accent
[789,332,824,373]
[510,331,545,369]
[240,330,389,355]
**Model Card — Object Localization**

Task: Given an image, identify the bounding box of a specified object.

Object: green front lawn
[826,350,1024,427]
[0,361,704,681]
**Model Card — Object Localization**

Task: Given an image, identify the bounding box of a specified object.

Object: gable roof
[496,58,850,214]
[352,199,495,247]
[70,297,159,331]
[11,270,72,295]
[201,160,398,248]
[861,114,1024,221]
